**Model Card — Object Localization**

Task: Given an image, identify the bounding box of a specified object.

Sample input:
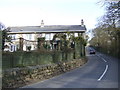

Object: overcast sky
[0,0,105,30]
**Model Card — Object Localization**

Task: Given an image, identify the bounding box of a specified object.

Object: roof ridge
[10,25,82,27]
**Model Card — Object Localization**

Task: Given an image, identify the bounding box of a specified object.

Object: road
[20,47,118,88]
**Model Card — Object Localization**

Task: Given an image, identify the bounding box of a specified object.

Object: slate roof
[8,25,86,34]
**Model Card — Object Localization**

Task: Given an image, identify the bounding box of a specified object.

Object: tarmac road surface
[19,47,118,88]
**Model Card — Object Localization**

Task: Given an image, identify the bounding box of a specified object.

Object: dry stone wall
[2,58,87,88]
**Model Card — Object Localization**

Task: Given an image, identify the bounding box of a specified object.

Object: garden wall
[2,58,87,88]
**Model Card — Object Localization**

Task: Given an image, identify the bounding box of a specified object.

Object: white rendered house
[5,20,87,52]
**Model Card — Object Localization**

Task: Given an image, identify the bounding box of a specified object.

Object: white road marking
[87,53,109,81]
[96,55,107,62]
[101,58,107,62]
[97,65,108,81]
[96,54,100,57]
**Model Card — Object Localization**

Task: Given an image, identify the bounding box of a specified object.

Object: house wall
[5,32,85,52]
[5,34,38,51]
[6,33,54,51]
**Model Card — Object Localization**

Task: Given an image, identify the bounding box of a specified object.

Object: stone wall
[2,58,87,88]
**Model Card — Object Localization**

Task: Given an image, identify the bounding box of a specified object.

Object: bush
[2,50,75,69]
[27,46,31,51]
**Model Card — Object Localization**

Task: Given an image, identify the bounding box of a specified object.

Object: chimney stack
[41,20,44,27]
[81,19,84,26]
